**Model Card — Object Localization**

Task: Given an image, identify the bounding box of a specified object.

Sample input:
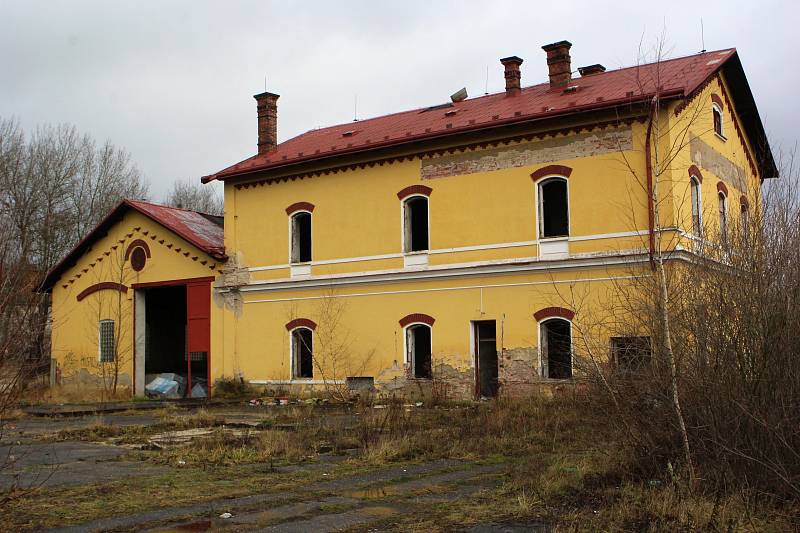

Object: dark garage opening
[144,285,207,398]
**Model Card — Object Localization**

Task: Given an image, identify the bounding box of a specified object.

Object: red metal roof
[203,49,738,182]
[39,200,225,292]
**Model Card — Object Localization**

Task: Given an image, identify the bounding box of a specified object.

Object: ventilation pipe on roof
[254,91,279,154]
[542,41,572,88]
[500,56,523,96]
[578,64,606,76]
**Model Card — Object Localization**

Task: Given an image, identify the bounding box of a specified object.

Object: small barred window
[99,320,115,362]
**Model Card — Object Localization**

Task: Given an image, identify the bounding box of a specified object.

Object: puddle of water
[146,519,212,532]
[344,485,402,499]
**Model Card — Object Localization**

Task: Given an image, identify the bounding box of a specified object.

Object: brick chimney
[254,91,279,154]
[500,56,524,96]
[541,41,572,88]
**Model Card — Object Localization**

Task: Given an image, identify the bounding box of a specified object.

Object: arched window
[718,191,728,243]
[538,177,569,238]
[290,327,313,379]
[690,176,702,236]
[290,211,312,263]
[741,197,750,239]
[712,103,724,138]
[403,196,429,252]
[539,318,572,379]
[405,323,432,379]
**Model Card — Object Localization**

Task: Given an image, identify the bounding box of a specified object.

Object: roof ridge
[126,198,221,219]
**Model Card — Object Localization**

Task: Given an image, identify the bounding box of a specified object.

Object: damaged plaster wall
[213,250,250,318]
[689,135,748,191]
[420,127,633,180]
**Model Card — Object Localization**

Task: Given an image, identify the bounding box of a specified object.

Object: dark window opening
[541,318,572,379]
[611,336,651,372]
[292,328,313,379]
[719,192,728,243]
[404,197,429,252]
[474,320,498,398]
[291,212,312,263]
[407,324,432,378]
[99,320,115,362]
[713,106,723,137]
[690,177,702,236]
[539,178,569,238]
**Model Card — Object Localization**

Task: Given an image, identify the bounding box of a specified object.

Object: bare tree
[164,178,223,215]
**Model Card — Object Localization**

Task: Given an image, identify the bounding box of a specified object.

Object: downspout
[645,96,657,270]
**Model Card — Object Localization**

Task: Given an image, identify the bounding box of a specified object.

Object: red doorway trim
[132,276,215,289]
[399,313,435,327]
[76,282,128,302]
[285,318,317,331]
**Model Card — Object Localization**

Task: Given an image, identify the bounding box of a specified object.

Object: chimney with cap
[500,56,523,96]
[254,91,279,155]
[542,40,572,88]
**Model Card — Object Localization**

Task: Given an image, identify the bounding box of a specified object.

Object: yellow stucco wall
[50,210,223,394]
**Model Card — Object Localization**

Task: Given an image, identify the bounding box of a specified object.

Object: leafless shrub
[164,178,223,215]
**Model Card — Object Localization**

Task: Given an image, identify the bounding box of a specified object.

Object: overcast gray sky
[1,0,797,197]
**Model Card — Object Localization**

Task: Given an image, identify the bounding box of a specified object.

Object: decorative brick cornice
[124,239,151,261]
[533,306,575,322]
[285,202,315,215]
[285,318,317,331]
[530,164,573,182]
[711,93,724,109]
[398,313,435,328]
[717,181,729,196]
[688,164,703,183]
[232,120,642,190]
[76,282,128,302]
[397,185,432,200]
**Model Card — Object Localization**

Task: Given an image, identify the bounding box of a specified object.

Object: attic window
[342,130,358,137]
[562,85,579,94]
[444,109,458,117]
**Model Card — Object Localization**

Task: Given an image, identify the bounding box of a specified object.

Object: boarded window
[540,318,571,379]
[291,212,312,263]
[403,197,429,252]
[99,320,115,362]
[713,105,724,137]
[611,336,651,372]
[539,178,569,238]
[690,177,702,236]
[291,327,313,379]
[407,324,432,378]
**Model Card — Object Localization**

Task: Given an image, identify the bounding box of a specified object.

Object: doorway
[473,320,498,398]
[540,318,572,379]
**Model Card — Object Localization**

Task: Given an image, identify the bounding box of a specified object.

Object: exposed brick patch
[420,128,632,180]
[717,181,729,196]
[285,202,315,215]
[124,239,151,261]
[533,306,575,321]
[690,136,747,191]
[76,282,128,302]
[397,185,432,200]
[285,318,317,331]
[711,93,724,109]
[398,313,435,327]
[688,164,703,183]
[531,164,573,182]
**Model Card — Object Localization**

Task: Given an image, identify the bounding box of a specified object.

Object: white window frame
[401,194,430,266]
[718,191,728,243]
[537,317,573,379]
[403,322,433,379]
[288,210,313,277]
[690,176,703,237]
[535,176,571,240]
[712,103,725,139]
[289,326,314,380]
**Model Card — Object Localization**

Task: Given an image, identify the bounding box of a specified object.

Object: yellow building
[41,41,776,399]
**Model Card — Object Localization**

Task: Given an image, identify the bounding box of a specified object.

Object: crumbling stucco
[213,251,250,317]
[420,128,633,180]
[690,135,748,191]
